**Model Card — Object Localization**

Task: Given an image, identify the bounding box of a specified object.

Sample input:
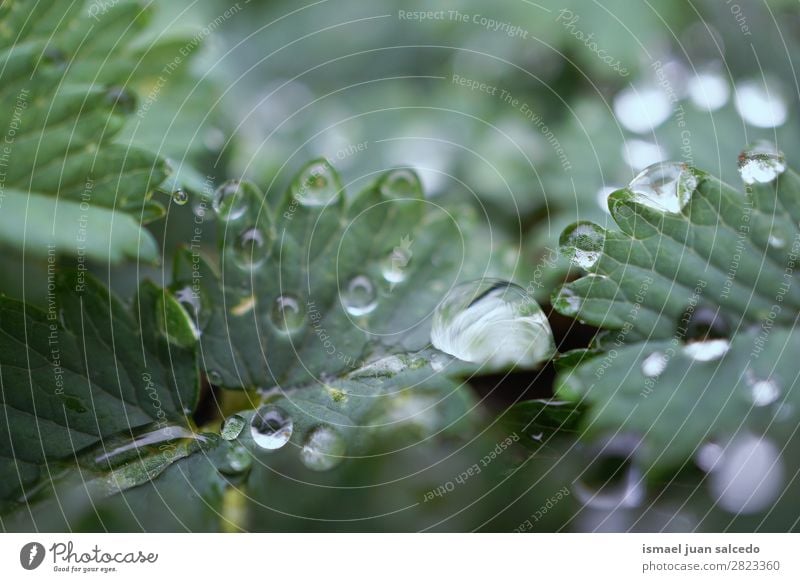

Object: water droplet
[561,222,604,269]
[684,305,730,341]
[221,415,246,441]
[381,241,413,285]
[613,85,672,133]
[172,189,189,206]
[737,141,786,185]
[171,284,210,333]
[707,433,785,514]
[231,226,268,269]
[157,292,200,348]
[573,434,645,510]
[687,71,730,111]
[342,275,378,316]
[641,352,667,378]
[379,169,422,199]
[92,424,198,467]
[553,285,582,317]
[431,280,555,368]
[628,162,698,214]
[213,180,257,222]
[734,80,788,128]
[250,405,293,450]
[683,339,730,362]
[744,372,781,407]
[291,159,341,206]
[270,294,305,332]
[207,370,223,385]
[695,442,724,472]
[622,139,668,172]
[300,425,346,471]
[221,445,252,475]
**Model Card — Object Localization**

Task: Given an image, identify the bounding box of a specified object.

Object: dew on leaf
[641,351,667,378]
[628,162,698,214]
[301,425,346,471]
[737,141,786,185]
[250,405,293,450]
[213,180,257,222]
[682,339,730,362]
[379,168,422,199]
[172,188,189,206]
[744,372,781,407]
[342,275,378,316]
[232,226,268,269]
[291,159,341,206]
[572,434,645,510]
[431,279,554,368]
[561,222,605,270]
[221,445,252,475]
[270,294,305,332]
[221,414,247,441]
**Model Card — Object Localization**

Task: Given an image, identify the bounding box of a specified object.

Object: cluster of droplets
[220,405,348,472]
[430,279,555,368]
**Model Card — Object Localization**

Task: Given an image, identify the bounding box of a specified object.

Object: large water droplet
[291,159,341,206]
[687,70,730,111]
[613,85,672,134]
[250,405,293,450]
[431,280,555,368]
[232,226,268,269]
[734,80,788,128]
[561,222,605,269]
[573,434,645,510]
[744,371,781,407]
[641,351,667,378]
[706,433,785,514]
[628,162,698,214]
[342,275,378,316]
[737,141,786,185]
[221,414,246,441]
[213,180,256,222]
[270,295,305,333]
[379,168,422,199]
[172,189,189,206]
[301,425,346,471]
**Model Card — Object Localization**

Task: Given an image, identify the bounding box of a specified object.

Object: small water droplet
[300,425,346,471]
[250,405,293,450]
[737,141,786,185]
[628,162,698,214]
[744,371,781,407]
[431,280,555,368]
[221,445,252,475]
[707,433,784,514]
[622,139,668,172]
[213,180,257,222]
[381,242,413,285]
[695,442,724,472]
[342,275,378,316]
[573,434,645,510]
[231,226,268,269]
[553,286,582,316]
[221,415,246,440]
[270,294,305,332]
[561,222,605,269]
[734,80,788,128]
[687,70,730,111]
[172,189,189,206]
[613,85,672,134]
[683,339,730,362]
[379,169,422,199]
[291,159,341,206]
[641,351,667,378]
[207,370,223,385]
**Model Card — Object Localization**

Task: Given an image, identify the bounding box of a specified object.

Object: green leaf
[0,1,184,262]
[552,158,800,473]
[182,161,504,389]
[0,272,198,506]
